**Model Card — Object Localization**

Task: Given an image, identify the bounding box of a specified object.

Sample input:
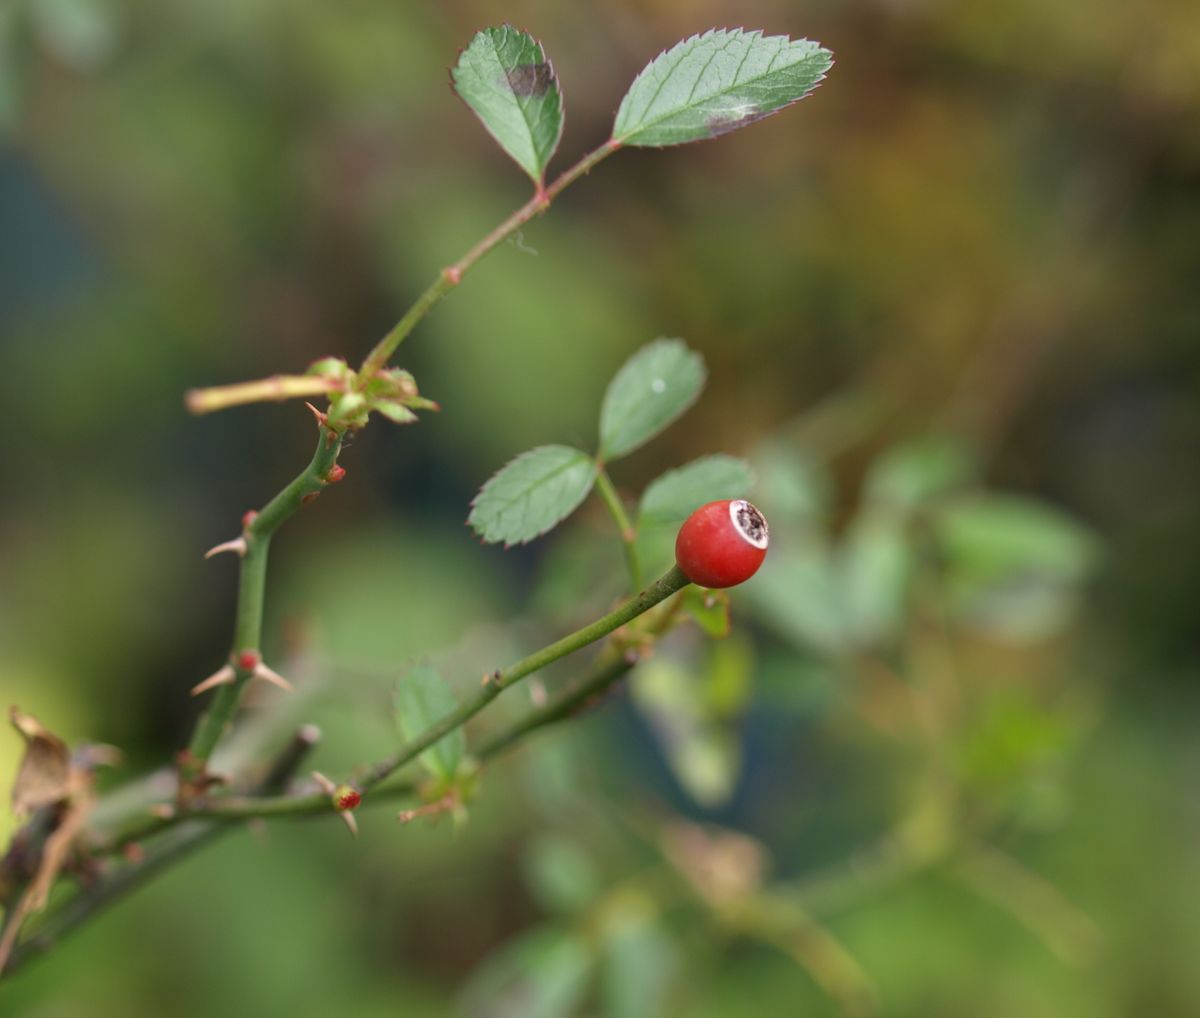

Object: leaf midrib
[486,26,554,180]
[618,34,823,141]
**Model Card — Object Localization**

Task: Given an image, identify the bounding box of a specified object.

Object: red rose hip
[675,499,769,588]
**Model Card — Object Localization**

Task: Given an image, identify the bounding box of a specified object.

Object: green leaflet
[468,445,597,546]
[452,25,564,184]
[613,29,832,148]
[639,455,755,525]
[599,339,706,460]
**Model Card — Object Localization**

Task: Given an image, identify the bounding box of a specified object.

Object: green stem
[183,427,343,775]
[476,651,636,759]
[361,562,685,788]
[112,641,651,836]
[594,467,641,590]
[2,821,222,978]
[192,565,689,819]
[1,725,322,979]
[1,638,660,977]
[357,138,622,379]
[477,585,689,759]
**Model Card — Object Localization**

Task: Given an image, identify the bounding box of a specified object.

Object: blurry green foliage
[1,0,1198,1015]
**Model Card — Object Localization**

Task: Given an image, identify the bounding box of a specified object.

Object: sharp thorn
[254,662,294,692]
[190,665,236,696]
[204,537,247,560]
[310,770,337,795]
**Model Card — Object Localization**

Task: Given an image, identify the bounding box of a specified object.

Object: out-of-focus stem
[594,467,642,591]
[190,566,689,819]
[357,138,621,379]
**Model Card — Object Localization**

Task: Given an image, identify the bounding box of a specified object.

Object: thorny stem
[183,427,343,778]
[475,651,636,759]
[594,467,642,591]
[105,638,651,839]
[2,726,321,978]
[5,136,640,978]
[3,822,222,977]
[360,562,685,788]
[194,565,690,819]
[0,628,669,977]
[357,138,621,380]
[182,139,623,768]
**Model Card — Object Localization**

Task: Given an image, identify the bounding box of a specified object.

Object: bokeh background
[1,0,1198,1015]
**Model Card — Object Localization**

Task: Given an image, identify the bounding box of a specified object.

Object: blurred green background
[1,0,1198,1015]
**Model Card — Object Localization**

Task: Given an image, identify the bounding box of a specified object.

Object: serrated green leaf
[613,29,832,148]
[599,339,705,460]
[451,25,564,184]
[395,664,465,781]
[639,455,755,526]
[469,445,597,546]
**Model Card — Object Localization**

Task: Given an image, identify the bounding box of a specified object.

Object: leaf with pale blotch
[469,445,597,546]
[599,339,706,460]
[639,455,755,526]
[451,25,564,184]
[613,29,832,148]
[395,665,465,781]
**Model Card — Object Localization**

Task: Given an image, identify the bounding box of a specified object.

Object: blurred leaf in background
[1,0,1198,1014]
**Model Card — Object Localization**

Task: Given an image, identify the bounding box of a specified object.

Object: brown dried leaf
[0,798,89,972]
[9,708,72,818]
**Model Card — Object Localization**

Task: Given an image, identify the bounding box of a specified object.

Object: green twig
[1,638,665,978]
[1,724,320,979]
[594,467,642,590]
[476,651,636,759]
[2,821,222,978]
[357,138,621,379]
[183,139,624,769]
[186,565,688,820]
[183,426,343,777]
[100,641,654,847]
[7,132,638,974]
